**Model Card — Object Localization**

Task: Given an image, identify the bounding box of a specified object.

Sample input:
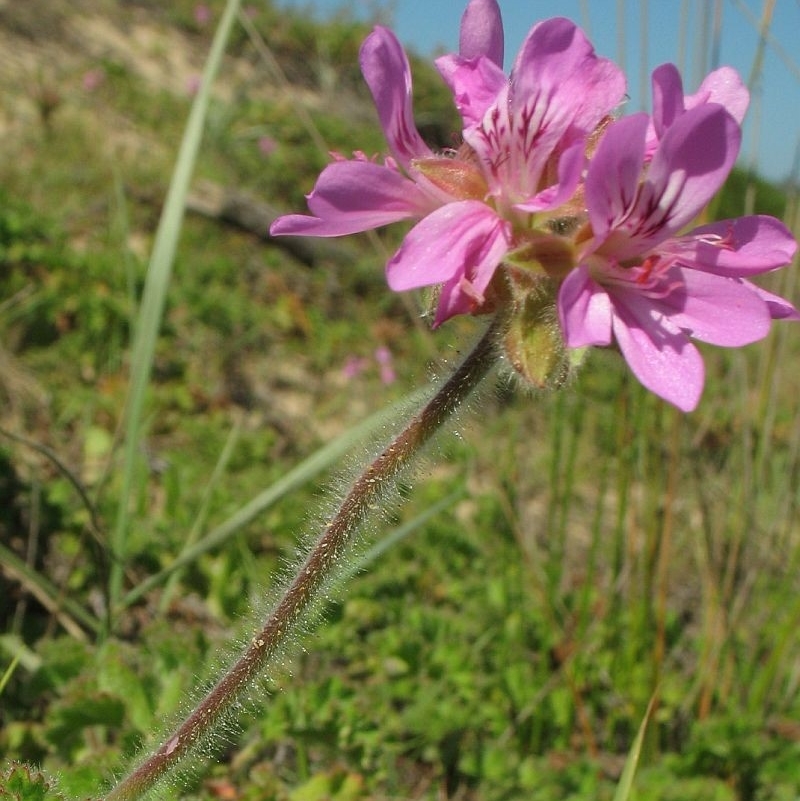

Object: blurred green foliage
[1,0,800,799]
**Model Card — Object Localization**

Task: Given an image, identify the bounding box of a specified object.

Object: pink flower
[268,2,797,410]
[342,348,397,384]
[82,68,105,92]
[194,3,211,26]
[271,1,625,326]
[558,104,798,411]
[186,74,202,95]
[343,356,369,380]
[258,135,277,157]
[374,346,396,384]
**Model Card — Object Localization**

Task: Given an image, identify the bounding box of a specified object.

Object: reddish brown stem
[103,319,501,801]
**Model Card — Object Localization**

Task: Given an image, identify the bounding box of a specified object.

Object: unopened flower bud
[501,268,572,391]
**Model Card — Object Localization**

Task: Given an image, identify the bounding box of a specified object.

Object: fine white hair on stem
[103,318,503,801]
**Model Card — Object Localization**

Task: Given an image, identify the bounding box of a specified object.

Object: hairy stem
[103,318,502,801]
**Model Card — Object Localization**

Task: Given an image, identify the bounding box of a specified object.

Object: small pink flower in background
[82,68,105,92]
[243,5,259,19]
[258,135,277,157]
[194,3,211,26]
[342,348,397,385]
[186,74,202,96]
[343,356,369,380]
[374,346,396,385]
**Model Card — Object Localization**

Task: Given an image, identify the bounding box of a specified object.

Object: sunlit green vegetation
[1,1,799,799]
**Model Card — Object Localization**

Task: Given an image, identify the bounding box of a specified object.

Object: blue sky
[277,0,800,182]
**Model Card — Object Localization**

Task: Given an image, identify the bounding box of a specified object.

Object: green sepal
[501,270,572,392]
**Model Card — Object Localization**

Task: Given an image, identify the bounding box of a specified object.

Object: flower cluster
[271,0,797,411]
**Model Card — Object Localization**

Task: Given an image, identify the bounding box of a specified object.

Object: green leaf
[0,763,66,801]
[97,643,155,734]
[46,691,126,748]
[289,769,365,801]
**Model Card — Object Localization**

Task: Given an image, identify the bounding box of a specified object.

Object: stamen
[636,254,661,283]
[638,279,684,300]
[696,223,736,251]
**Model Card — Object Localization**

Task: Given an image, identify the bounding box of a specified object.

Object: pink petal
[359,27,432,168]
[433,273,483,325]
[651,63,685,139]
[666,216,798,276]
[649,269,771,346]
[435,53,507,128]
[459,0,504,66]
[510,18,626,137]
[558,265,613,347]
[748,283,800,320]
[610,296,704,412]
[646,64,748,162]
[585,113,650,239]
[468,18,624,202]
[639,104,740,237]
[270,160,430,237]
[515,141,585,213]
[386,201,511,319]
[686,66,749,124]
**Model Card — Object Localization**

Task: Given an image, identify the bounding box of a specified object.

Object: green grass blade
[157,416,243,612]
[120,390,426,609]
[108,0,242,620]
[613,694,657,801]
[344,489,463,580]
[0,635,41,673]
[0,542,99,635]
[0,654,21,695]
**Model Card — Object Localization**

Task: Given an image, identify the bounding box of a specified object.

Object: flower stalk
[103,317,503,801]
